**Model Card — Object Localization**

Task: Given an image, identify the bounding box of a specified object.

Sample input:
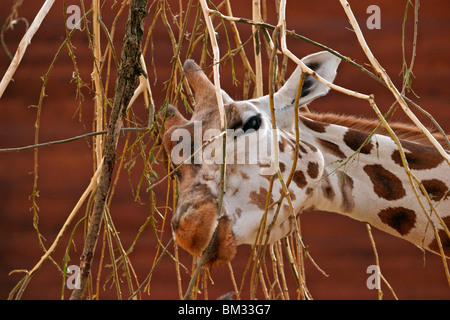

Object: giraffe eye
[242,115,261,132]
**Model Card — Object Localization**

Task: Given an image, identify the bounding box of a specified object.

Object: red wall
[1,0,449,299]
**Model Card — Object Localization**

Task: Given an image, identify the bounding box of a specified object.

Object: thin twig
[366,224,398,300]
[0,0,56,99]
[92,0,104,169]
[252,0,263,97]
[0,128,146,153]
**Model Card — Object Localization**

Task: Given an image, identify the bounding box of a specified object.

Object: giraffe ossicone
[161,51,450,268]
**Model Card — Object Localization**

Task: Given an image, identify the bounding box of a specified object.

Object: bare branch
[0,0,56,99]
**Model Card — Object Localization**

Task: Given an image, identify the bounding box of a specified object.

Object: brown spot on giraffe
[298,143,308,154]
[316,138,346,159]
[288,189,296,201]
[420,179,449,202]
[249,187,273,210]
[343,128,374,154]
[287,137,297,148]
[391,140,444,170]
[428,216,450,258]
[363,164,406,200]
[293,170,307,189]
[307,162,319,179]
[278,140,285,153]
[240,171,250,180]
[279,162,286,173]
[288,138,311,155]
[302,141,318,153]
[378,207,417,236]
[279,136,294,154]
[235,207,243,217]
[321,171,335,201]
[337,170,355,213]
[300,116,327,133]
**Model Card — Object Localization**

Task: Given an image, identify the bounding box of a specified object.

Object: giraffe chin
[172,201,236,268]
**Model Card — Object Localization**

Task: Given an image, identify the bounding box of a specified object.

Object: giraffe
[160,51,450,268]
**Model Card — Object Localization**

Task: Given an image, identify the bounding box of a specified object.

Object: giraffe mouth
[171,197,237,268]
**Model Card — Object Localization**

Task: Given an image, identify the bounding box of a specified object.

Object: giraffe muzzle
[172,196,237,268]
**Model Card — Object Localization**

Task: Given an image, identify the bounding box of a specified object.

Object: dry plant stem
[8,160,103,300]
[103,1,128,100]
[365,224,398,300]
[273,243,289,299]
[103,207,136,299]
[267,29,280,175]
[0,0,56,99]
[224,0,256,83]
[129,237,174,300]
[127,54,155,128]
[0,128,145,153]
[199,0,226,129]
[365,224,382,300]
[252,0,263,97]
[70,0,148,300]
[92,0,104,169]
[339,0,449,165]
[142,168,180,295]
[227,262,240,299]
[401,0,419,95]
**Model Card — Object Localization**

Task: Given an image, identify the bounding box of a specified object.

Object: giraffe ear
[252,51,340,130]
[183,60,233,113]
[275,51,341,108]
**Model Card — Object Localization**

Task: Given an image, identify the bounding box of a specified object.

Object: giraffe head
[161,52,341,267]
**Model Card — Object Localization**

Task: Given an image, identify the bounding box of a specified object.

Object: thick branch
[70,0,148,300]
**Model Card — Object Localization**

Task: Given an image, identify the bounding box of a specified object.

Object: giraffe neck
[297,115,450,257]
